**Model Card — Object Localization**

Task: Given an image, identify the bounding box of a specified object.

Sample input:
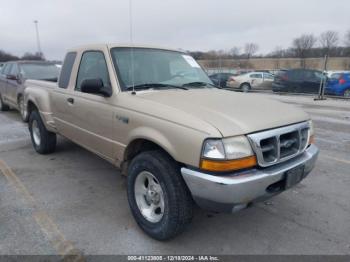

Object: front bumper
[181,144,319,213]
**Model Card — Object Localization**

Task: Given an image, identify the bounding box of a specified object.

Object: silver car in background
[227,72,275,92]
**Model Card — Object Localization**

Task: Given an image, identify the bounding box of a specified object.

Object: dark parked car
[272,69,325,94]
[209,73,235,88]
[0,61,60,121]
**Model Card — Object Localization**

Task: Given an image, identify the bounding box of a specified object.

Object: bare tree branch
[345,30,350,47]
[230,46,241,58]
[319,30,339,55]
[244,43,259,59]
[292,34,317,68]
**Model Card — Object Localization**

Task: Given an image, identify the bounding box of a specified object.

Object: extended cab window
[58,52,77,89]
[76,51,111,91]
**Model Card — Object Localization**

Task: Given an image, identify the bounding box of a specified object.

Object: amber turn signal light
[200,156,257,172]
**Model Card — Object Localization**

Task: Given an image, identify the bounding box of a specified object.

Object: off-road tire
[29,110,57,154]
[127,150,193,240]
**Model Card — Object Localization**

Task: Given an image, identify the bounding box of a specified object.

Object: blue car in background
[325,73,350,97]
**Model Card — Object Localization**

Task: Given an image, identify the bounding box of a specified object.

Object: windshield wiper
[182,82,221,89]
[126,83,188,91]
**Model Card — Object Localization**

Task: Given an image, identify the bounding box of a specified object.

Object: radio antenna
[129,0,136,95]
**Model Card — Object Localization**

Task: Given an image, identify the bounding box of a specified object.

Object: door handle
[67,98,74,104]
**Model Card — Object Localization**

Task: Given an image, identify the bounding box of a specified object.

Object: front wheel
[29,110,57,154]
[127,150,193,240]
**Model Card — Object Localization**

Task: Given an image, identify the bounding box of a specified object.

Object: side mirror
[80,78,112,97]
[6,74,19,81]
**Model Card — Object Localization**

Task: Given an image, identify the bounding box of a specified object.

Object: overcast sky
[0,0,349,60]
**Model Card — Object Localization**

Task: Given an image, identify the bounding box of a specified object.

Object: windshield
[20,63,60,80]
[110,47,213,91]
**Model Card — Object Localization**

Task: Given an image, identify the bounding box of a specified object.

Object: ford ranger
[24,44,319,240]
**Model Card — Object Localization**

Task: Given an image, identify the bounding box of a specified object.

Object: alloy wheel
[134,171,165,223]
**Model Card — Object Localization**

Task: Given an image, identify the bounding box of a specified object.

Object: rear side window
[58,52,77,88]
[221,73,232,80]
[304,70,320,80]
[250,73,262,79]
[289,70,304,81]
[264,73,274,80]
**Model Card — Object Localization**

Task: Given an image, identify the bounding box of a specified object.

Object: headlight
[308,120,315,144]
[223,136,254,159]
[201,136,257,172]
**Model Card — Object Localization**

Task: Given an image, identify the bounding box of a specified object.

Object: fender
[126,126,176,161]
[24,83,56,132]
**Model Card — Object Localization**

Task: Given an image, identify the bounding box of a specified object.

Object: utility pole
[33,20,43,59]
[315,55,328,101]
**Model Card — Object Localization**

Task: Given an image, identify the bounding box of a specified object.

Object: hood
[136,89,309,137]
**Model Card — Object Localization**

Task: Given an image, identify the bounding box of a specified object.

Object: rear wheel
[241,83,251,93]
[29,110,57,154]
[127,150,193,240]
[344,89,350,98]
[0,94,9,111]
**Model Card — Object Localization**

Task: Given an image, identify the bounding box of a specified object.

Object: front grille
[248,122,311,167]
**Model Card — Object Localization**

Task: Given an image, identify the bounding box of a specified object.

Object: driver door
[53,50,115,161]
[68,51,115,160]
[6,63,20,105]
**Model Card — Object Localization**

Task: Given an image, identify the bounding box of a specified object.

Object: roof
[67,43,185,53]
[2,60,56,65]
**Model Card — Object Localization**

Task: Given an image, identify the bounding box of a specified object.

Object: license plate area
[284,165,305,189]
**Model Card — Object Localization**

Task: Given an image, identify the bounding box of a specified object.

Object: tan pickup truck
[24,44,319,240]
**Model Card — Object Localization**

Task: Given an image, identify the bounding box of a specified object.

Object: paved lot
[0,93,350,255]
